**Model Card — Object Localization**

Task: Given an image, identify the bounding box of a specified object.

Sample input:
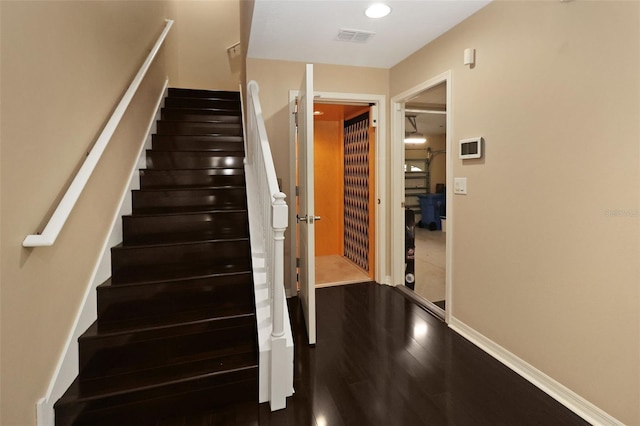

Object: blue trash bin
[417,194,446,230]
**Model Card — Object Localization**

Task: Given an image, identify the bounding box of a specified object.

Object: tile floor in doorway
[316,255,371,287]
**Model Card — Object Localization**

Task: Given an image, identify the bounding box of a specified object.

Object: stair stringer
[36,80,169,426]
[243,164,295,405]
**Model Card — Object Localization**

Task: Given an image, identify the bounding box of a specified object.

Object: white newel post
[269,192,288,410]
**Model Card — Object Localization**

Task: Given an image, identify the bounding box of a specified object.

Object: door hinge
[296,257,300,268]
[401,201,406,208]
[295,186,299,196]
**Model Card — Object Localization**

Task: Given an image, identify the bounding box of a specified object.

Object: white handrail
[246,80,291,410]
[22,19,174,247]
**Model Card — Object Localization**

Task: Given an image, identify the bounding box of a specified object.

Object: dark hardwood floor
[158,282,590,426]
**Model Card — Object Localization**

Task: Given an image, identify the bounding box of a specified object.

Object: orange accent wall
[314,105,344,256]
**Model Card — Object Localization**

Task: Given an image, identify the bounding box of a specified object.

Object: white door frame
[289,90,387,296]
[390,71,453,323]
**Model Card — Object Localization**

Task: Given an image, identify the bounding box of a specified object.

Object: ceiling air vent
[336,28,375,43]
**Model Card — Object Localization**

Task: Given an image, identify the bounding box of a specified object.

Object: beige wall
[246,58,389,291]
[166,0,240,91]
[0,2,168,424]
[391,1,639,424]
[239,0,255,100]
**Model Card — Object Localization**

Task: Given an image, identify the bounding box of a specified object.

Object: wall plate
[459,137,482,159]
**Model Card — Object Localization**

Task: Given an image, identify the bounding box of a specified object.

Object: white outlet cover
[454,177,467,194]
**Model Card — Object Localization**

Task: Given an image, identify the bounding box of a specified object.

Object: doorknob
[297,215,321,224]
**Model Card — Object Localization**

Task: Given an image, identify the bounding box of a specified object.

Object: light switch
[454,177,467,195]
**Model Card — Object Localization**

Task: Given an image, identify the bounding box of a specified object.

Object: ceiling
[248,0,491,69]
[407,81,447,135]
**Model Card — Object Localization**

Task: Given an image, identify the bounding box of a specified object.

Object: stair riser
[131,188,247,211]
[139,169,245,189]
[79,321,256,380]
[152,134,244,145]
[168,88,240,100]
[164,97,240,110]
[146,152,244,169]
[97,273,254,327]
[111,239,250,278]
[161,109,241,123]
[151,138,244,153]
[55,369,257,426]
[156,121,242,136]
[122,211,249,243]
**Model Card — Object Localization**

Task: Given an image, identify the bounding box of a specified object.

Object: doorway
[405,83,447,312]
[288,88,386,298]
[391,72,452,323]
[313,103,375,287]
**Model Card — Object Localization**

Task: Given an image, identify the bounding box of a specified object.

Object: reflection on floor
[160,283,590,425]
[316,255,371,287]
[414,227,446,305]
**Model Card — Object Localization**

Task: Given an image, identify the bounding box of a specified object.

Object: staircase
[54,88,258,425]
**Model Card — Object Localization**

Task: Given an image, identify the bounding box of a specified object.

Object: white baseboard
[449,317,623,426]
[36,79,169,426]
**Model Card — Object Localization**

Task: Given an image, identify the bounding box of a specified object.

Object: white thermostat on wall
[459,137,483,159]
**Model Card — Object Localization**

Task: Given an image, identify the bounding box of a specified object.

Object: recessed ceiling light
[365,3,391,19]
[404,133,427,144]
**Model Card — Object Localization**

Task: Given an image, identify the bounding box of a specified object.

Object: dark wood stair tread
[55,365,257,426]
[150,143,245,153]
[71,352,258,401]
[152,134,244,142]
[158,120,241,125]
[168,88,241,99]
[132,204,246,215]
[147,149,244,155]
[96,301,255,332]
[123,230,247,246]
[83,309,255,340]
[124,208,247,219]
[134,184,245,192]
[96,271,254,330]
[160,113,241,124]
[162,106,242,113]
[98,270,252,289]
[112,262,251,286]
[97,304,255,335]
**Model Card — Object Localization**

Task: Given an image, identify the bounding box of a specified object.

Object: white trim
[23,19,173,247]
[244,165,294,406]
[288,91,298,298]
[390,71,453,324]
[289,90,387,287]
[36,80,169,426]
[449,317,624,426]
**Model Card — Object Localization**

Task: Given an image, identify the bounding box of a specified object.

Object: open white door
[297,64,317,345]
